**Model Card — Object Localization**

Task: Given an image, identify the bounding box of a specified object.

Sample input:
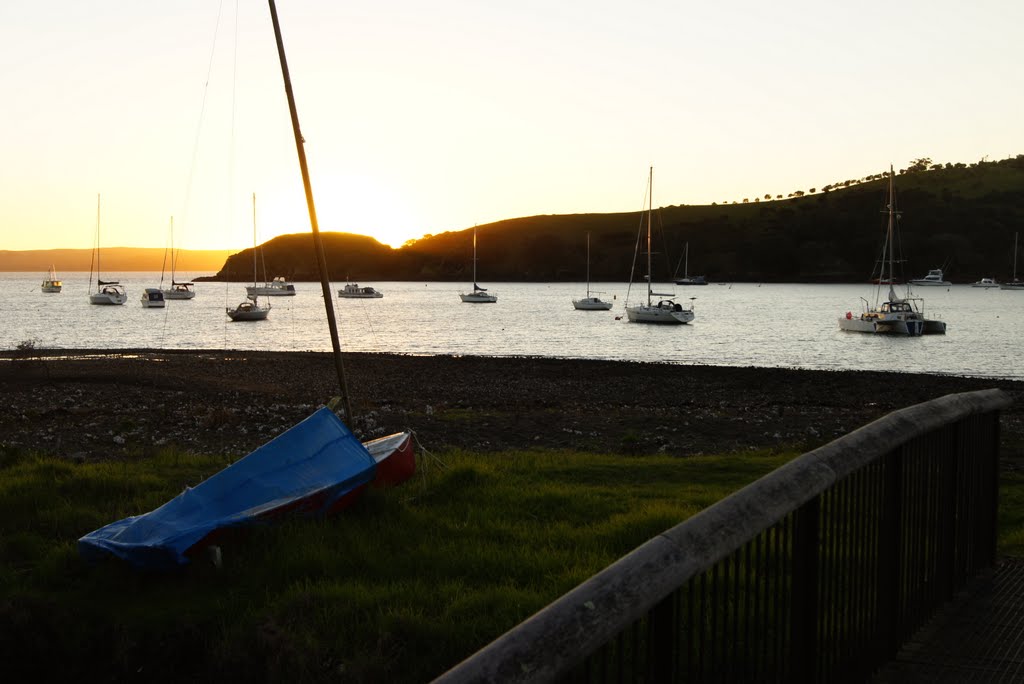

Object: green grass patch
[3,447,1021,681]
[0,446,792,682]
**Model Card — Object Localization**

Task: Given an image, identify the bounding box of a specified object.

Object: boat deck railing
[433,389,1011,683]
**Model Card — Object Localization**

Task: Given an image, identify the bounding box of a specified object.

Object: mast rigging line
[267,0,354,426]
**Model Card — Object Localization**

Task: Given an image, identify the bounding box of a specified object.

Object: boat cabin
[880,301,913,313]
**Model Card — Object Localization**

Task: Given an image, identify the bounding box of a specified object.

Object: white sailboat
[572,232,612,310]
[88,194,128,305]
[459,226,497,303]
[1000,232,1024,290]
[839,166,945,335]
[162,216,196,300]
[41,265,62,293]
[625,167,694,324]
[227,194,271,321]
[673,242,708,286]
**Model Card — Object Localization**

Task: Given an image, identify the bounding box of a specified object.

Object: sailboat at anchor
[572,232,612,310]
[460,226,497,303]
[88,194,128,305]
[839,165,946,335]
[227,194,271,322]
[625,167,694,324]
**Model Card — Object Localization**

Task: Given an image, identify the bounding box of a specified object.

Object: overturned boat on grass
[78,408,414,571]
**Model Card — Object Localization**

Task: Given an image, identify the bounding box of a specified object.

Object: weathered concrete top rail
[434,388,1012,683]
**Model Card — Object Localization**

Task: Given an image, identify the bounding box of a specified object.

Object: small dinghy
[78,407,413,571]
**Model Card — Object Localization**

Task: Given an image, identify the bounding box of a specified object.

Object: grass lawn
[1,445,1021,682]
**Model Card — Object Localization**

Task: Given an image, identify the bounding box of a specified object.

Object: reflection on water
[3,273,1020,380]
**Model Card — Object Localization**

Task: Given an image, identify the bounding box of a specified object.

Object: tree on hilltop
[907,157,932,173]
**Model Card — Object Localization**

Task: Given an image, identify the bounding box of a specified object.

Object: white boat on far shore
[971,277,999,288]
[41,265,62,293]
[339,283,383,299]
[247,276,296,297]
[910,268,950,286]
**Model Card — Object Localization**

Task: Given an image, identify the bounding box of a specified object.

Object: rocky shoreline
[1,349,1021,463]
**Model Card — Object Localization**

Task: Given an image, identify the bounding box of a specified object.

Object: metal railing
[435,389,1011,683]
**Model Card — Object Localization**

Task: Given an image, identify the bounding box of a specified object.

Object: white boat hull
[839,315,923,336]
[41,284,62,293]
[838,314,945,336]
[141,288,165,308]
[460,292,497,303]
[163,286,196,300]
[246,286,295,297]
[338,284,383,298]
[90,288,127,305]
[626,303,694,324]
[573,297,612,310]
[227,299,271,321]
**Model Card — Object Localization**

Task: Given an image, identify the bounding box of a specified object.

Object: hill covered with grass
[208,155,1024,284]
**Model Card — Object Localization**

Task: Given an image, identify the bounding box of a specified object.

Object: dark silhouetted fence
[435,389,1010,683]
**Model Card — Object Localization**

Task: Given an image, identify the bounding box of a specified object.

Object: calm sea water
[3,272,1022,380]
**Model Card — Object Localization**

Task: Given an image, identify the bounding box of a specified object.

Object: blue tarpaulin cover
[78,407,376,571]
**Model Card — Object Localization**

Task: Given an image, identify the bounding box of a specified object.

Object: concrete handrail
[434,388,1011,683]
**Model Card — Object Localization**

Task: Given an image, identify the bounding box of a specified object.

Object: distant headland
[6,156,1023,284]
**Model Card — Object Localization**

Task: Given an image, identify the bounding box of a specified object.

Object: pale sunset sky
[1,0,1020,252]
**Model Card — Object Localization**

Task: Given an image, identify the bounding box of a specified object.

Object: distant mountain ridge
[206,155,1024,284]
[0,248,236,273]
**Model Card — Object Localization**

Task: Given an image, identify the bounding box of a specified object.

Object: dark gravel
[1,349,1021,462]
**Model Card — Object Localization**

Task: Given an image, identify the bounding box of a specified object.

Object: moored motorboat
[140,287,166,308]
[910,268,950,286]
[338,282,383,298]
[971,277,999,288]
[247,276,296,297]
